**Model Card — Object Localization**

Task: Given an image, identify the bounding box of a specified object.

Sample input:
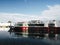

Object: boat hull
[13,27,60,34]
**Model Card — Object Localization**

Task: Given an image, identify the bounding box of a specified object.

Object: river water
[0,31,60,45]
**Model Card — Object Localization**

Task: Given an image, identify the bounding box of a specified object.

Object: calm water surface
[0,31,60,45]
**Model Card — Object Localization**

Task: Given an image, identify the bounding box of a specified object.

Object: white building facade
[0,23,14,31]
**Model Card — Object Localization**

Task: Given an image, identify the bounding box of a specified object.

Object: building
[0,23,14,31]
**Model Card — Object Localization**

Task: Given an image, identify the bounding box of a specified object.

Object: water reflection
[8,31,60,45]
[0,31,60,45]
[9,31,58,39]
[9,32,60,40]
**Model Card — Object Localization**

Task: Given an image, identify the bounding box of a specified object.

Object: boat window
[35,24,44,26]
[48,24,55,27]
[17,24,23,26]
[6,26,9,28]
[28,24,44,26]
[0,26,2,28]
[28,24,36,26]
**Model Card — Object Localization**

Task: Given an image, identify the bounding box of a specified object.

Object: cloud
[0,5,60,22]
[0,13,41,22]
[41,5,60,20]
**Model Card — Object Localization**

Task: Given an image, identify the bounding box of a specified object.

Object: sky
[0,0,60,22]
